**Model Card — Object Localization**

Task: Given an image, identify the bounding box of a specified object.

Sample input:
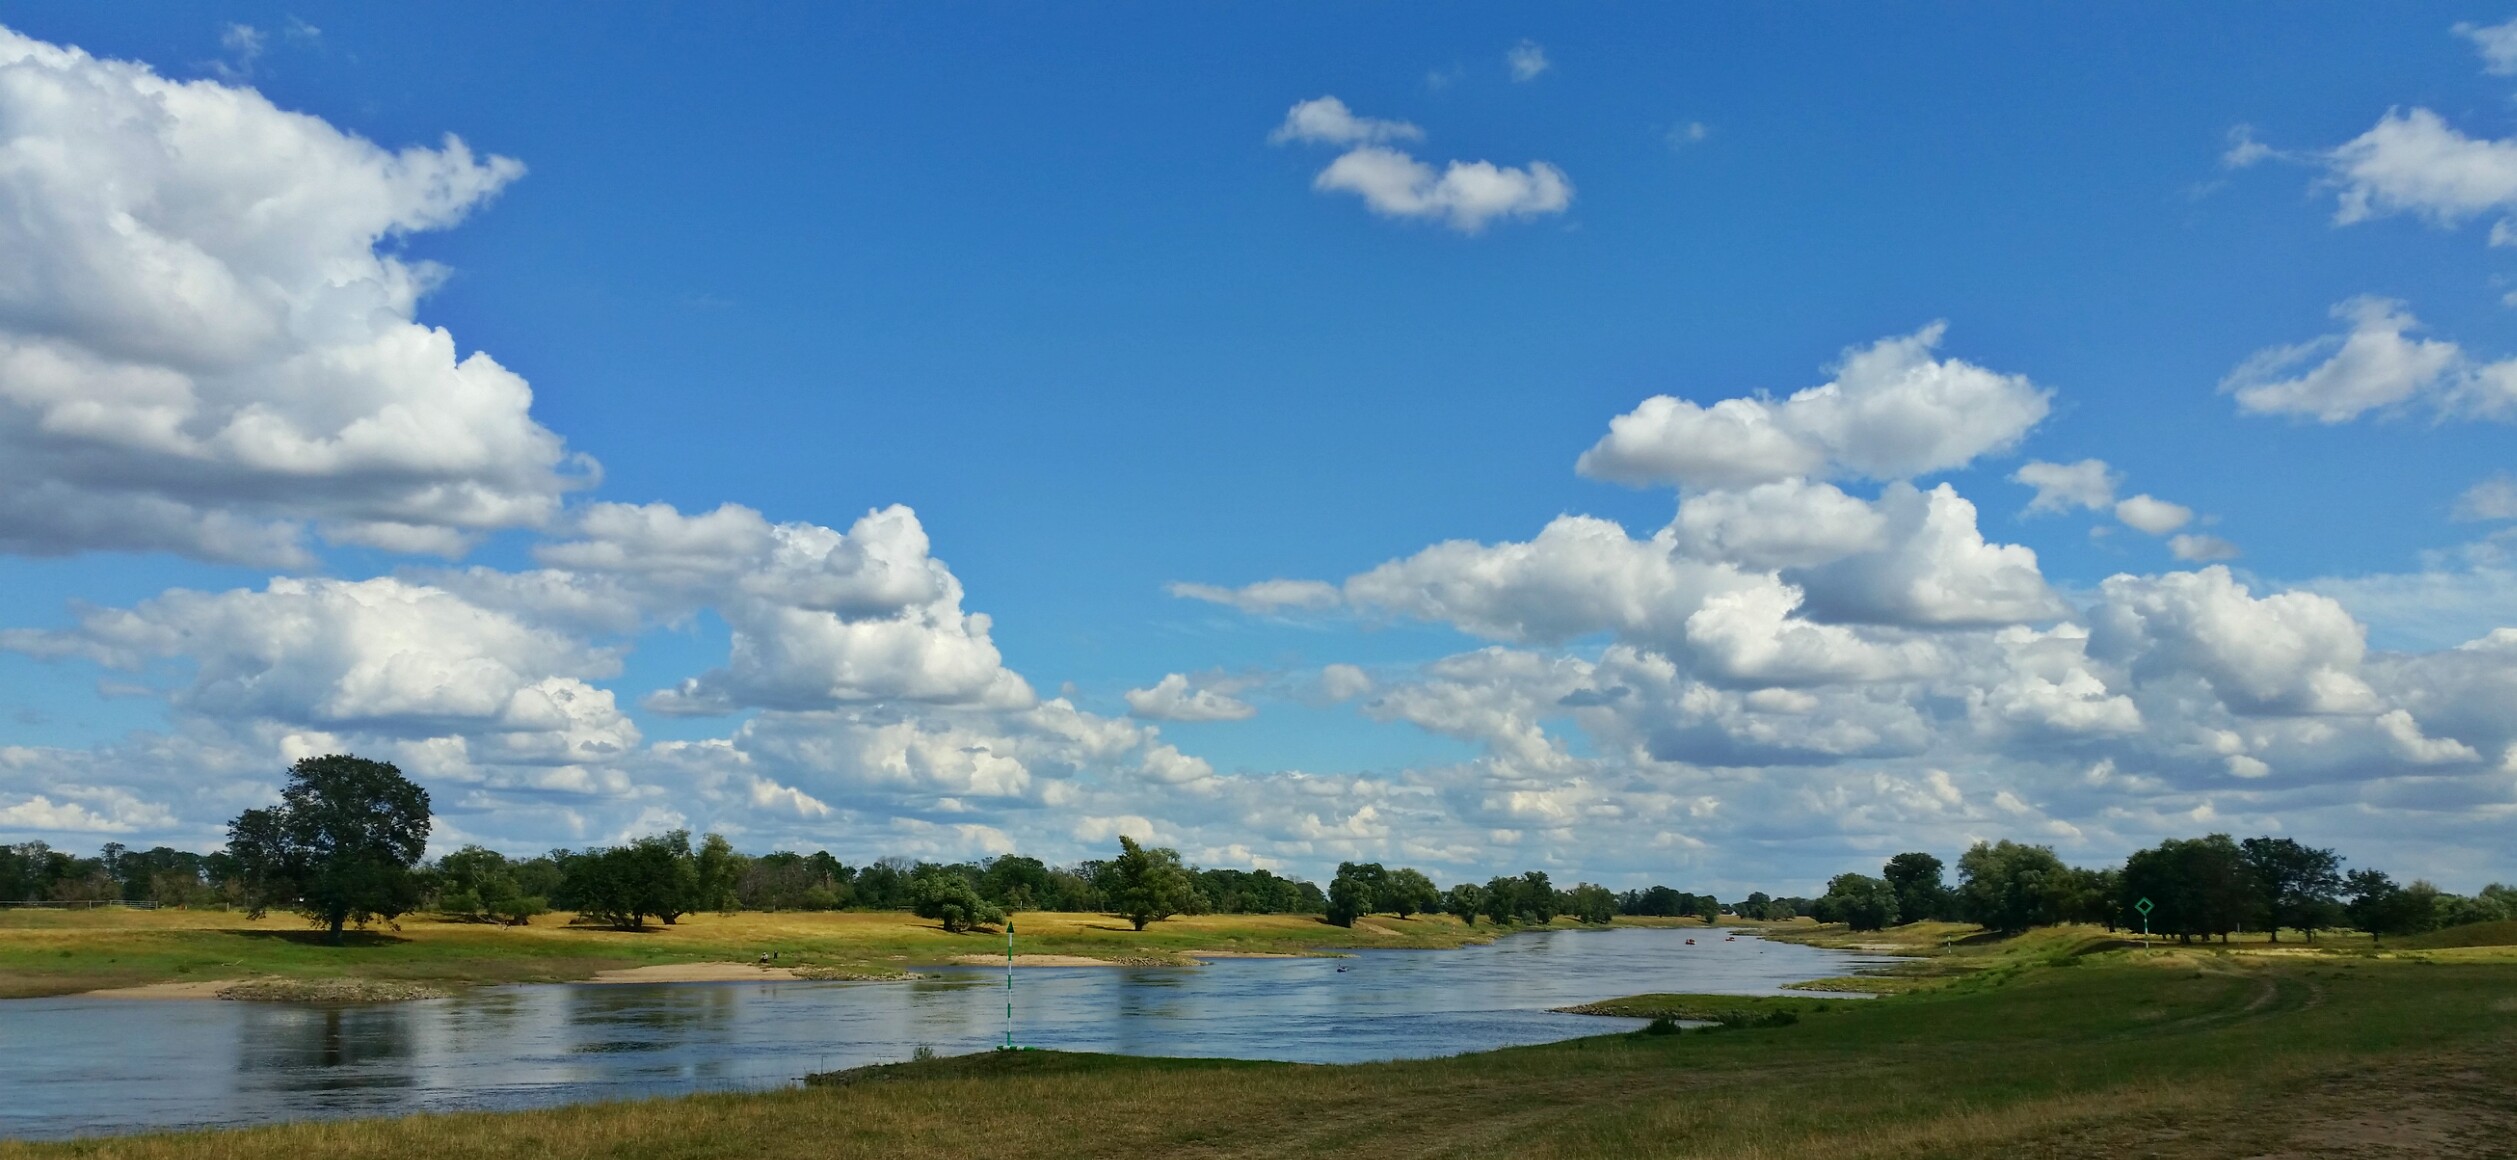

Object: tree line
[1794,835,2514,943]
[1315,863,1724,929]
[2,755,1735,941]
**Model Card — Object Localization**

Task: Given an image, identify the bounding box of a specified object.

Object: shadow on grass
[223,929,410,948]
[805,1048,1281,1089]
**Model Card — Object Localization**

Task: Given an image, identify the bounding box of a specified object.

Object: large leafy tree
[1955,840,2068,932]
[693,833,746,916]
[1380,868,1442,919]
[1881,852,1948,925]
[1565,882,1618,925]
[2120,834,2253,944]
[1326,861,1388,926]
[226,755,432,944]
[1518,870,1558,923]
[1107,836,1196,930]
[980,855,1054,910]
[433,845,548,926]
[627,830,701,925]
[2239,836,2344,942]
[1814,873,1900,931]
[563,831,702,929]
[1480,875,1522,925]
[1443,882,1487,925]
[2345,870,2437,944]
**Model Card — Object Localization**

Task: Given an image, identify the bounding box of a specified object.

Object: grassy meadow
[7,926,2513,1158]
[0,906,1686,998]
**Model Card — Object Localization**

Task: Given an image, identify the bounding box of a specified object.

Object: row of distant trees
[1316,863,1717,929]
[0,841,237,908]
[1797,836,2515,943]
[54,755,2495,947]
[0,756,1736,940]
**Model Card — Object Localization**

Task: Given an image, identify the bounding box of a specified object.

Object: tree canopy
[1813,872,1899,931]
[1107,836,1196,930]
[1382,867,1442,919]
[910,867,1005,932]
[1956,840,2070,932]
[2239,837,2344,942]
[226,755,432,943]
[563,830,703,929]
[1883,852,1949,924]
[2120,834,2253,943]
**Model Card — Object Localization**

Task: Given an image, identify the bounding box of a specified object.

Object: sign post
[2134,897,2153,948]
[1002,917,1015,1050]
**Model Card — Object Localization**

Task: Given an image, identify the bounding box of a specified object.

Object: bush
[1707,1009,1799,1031]
[909,870,1003,933]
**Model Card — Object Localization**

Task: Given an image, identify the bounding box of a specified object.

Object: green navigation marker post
[2134,896,2153,946]
[1003,916,1015,1050]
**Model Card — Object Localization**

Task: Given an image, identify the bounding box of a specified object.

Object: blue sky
[0,4,2512,893]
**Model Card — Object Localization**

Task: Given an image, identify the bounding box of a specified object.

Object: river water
[0,926,1895,1140]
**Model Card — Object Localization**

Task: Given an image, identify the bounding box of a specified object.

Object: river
[0,926,1897,1140]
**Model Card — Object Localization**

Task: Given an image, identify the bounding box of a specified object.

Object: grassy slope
[8,948,2511,1158]
[0,908,1680,999]
[2399,918,2517,949]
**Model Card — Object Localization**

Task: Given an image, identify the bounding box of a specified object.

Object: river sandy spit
[585,963,801,983]
[84,977,453,1001]
[83,979,242,1000]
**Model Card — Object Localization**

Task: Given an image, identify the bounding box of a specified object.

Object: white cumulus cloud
[2114,495,2194,536]
[2089,566,2376,717]
[1313,146,1573,234]
[2460,17,2517,74]
[620,505,1033,715]
[1578,324,2051,489]
[1275,96,1572,235]
[2327,107,2517,229]
[1124,673,1258,722]
[2223,298,2463,422]
[2013,458,2119,514]
[0,26,589,565]
[1268,96,1423,147]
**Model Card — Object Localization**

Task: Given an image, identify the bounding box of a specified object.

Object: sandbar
[83,979,244,1000]
[586,962,801,983]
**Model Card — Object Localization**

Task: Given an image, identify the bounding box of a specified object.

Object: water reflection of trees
[565,983,740,1057]
[236,1003,417,1098]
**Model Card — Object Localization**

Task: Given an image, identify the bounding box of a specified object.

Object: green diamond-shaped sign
[2134,897,2153,915]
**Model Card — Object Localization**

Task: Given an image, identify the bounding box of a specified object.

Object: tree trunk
[329,913,346,945]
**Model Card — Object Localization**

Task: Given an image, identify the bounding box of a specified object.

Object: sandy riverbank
[585,962,802,983]
[84,979,245,1000]
[84,977,454,1001]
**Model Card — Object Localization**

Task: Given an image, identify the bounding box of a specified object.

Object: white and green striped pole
[1002,916,1014,1050]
